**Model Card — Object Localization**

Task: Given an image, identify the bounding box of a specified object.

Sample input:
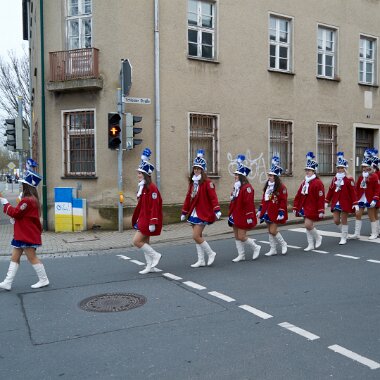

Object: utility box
[54,187,74,232]
[72,198,87,231]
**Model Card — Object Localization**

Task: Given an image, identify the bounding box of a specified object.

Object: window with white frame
[317,124,337,175]
[188,0,215,59]
[189,113,219,175]
[317,26,337,78]
[269,120,293,175]
[63,110,95,177]
[359,36,377,85]
[66,0,92,50]
[269,15,292,71]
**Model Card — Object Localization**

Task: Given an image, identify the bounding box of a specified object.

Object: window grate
[270,120,293,175]
[318,124,337,175]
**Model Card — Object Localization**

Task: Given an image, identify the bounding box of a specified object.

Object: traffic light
[108,113,121,149]
[4,119,16,151]
[125,113,143,150]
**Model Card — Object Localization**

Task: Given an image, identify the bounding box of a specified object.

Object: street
[0,219,379,379]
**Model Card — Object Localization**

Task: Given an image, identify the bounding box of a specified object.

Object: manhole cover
[79,293,146,313]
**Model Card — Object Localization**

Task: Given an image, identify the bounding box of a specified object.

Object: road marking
[278,322,320,341]
[239,304,273,319]
[367,259,380,264]
[183,281,206,290]
[328,344,380,370]
[334,254,360,260]
[312,249,329,254]
[163,273,182,280]
[258,241,270,245]
[116,255,131,260]
[129,259,145,266]
[208,291,235,302]
[287,244,302,249]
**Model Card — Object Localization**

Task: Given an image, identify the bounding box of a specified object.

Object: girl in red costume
[0,159,49,290]
[370,150,380,236]
[181,149,221,267]
[257,156,288,256]
[349,149,380,240]
[293,152,325,251]
[132,148,163,274]
[228,154,261,262]
[325,152,358,245]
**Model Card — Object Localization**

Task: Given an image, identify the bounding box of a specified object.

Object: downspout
[40,0,48,230]
[154,0,161,189]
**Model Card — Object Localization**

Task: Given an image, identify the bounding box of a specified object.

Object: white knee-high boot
[265,234,277,256]
[369,221,379,240]
[139,249,152,274]
[232,240,245,262]
[31,263,49,289]
[200,241,216,266]
[348,220,362,239]
[304,230,314,251]
[339,224,348,245]
[191,244,206,267]
[310,228,322,248]
[0,261,19,290]
[275,233,287,254]
[143,243,162,267]
[245,238,261,260]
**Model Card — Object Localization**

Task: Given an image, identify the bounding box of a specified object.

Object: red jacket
[132,182,163,236]
[293,177,325,221]
[4,196,42,245]
[182,179,220,223]
[355,173,380,204]
[228,183,257,230]
[258,183,288,224]
[325,176,357,212]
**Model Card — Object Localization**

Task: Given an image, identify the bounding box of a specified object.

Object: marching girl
[228,155,261,262]
[0,161,49,290]
[325,152,358,245]
[181,149,221,267]
[349,149,380,240]
[257,156,288,256]
[293,152,325,251]
[370,150,380,236]
[132,148,163,274]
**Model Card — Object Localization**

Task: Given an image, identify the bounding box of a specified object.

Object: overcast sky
[0,0,27,58]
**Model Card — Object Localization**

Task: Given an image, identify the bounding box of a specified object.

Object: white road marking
[287,244,301,249]
[334,254,360,260]
[328,344,380,370]
[163,273,182,281]
[208,291,235,302]
[278,322,320,341]
[129,259,145,266]
[367,259,380,264]
[116,255,131,260]
[239,304,273,319]
[183,281,206,290]
[258,241,270,245]
[312,250,329,254]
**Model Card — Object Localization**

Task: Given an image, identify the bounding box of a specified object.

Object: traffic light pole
[117,87,124,232]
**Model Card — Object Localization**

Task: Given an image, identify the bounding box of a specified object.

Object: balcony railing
[49,48,99,82]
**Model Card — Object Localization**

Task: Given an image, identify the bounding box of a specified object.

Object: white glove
[292,209,297,215]
[215,211,222,220]
[318,213,324,219]
[10,218,15,225]
[370,200,377,208]
[324,202,329,209]
[256,211,261,218]
[353,205,359,212]
[149,225,156,232]
[180,214,186,222]
[277,214,284,221]
[247,218,253,224]
[0,198,9,205]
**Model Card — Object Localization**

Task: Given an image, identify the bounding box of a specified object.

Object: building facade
[25,0,380,230]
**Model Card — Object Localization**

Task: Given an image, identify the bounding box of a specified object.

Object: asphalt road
[0,221,379,379]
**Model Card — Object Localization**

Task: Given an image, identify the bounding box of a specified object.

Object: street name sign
[122,96,151,105]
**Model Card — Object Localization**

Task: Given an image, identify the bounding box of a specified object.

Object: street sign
[121,59,132,96]
[122,96,151,105]
[7,162,16,170]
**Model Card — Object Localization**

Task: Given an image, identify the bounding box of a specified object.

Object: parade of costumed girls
[181,149,221,267]
[257,155,288,256]
[228,154,261,262]
[293,152,325,251]
[0,159,49,290]
[350,148,380,240]
[131,148,163,274]
[325,152,359,245]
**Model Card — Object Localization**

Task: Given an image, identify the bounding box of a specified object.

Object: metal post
[117,86,124,232]
[17,96,23,177]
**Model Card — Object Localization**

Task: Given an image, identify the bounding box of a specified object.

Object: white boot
[265,234,277,256]
[304,230,314,251]
[139,250,152,274]
[368,221,379,240]
[245,238,261,260]
[348,220,362,240]
[191,244,206,267]
[142,243,161,268]
[339,225,348,245]
[0,261,19,291]
[232,240,245,262]
[201,241,217,266]
[275,233,287,255]
[31,263,49,289]
[310,228,322,248]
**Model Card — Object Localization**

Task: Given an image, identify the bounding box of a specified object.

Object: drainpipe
[154,0,161,189]
[40,0,48,230]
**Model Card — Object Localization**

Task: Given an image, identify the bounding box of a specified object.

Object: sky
[0,0,27,58]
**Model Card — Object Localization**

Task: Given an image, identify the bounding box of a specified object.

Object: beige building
[25,0,380,230]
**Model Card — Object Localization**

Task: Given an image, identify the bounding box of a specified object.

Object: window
[317,124,337,175]
[66,0,92,50]
[269,120,293,175]
[188,0,215,59]
[63,110,95,177]
[269,15,292,71]
[317,26,337,78]
[359,36,377,85]
[189,113,219,175]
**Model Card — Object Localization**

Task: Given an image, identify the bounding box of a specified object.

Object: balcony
[47,48,103,93]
